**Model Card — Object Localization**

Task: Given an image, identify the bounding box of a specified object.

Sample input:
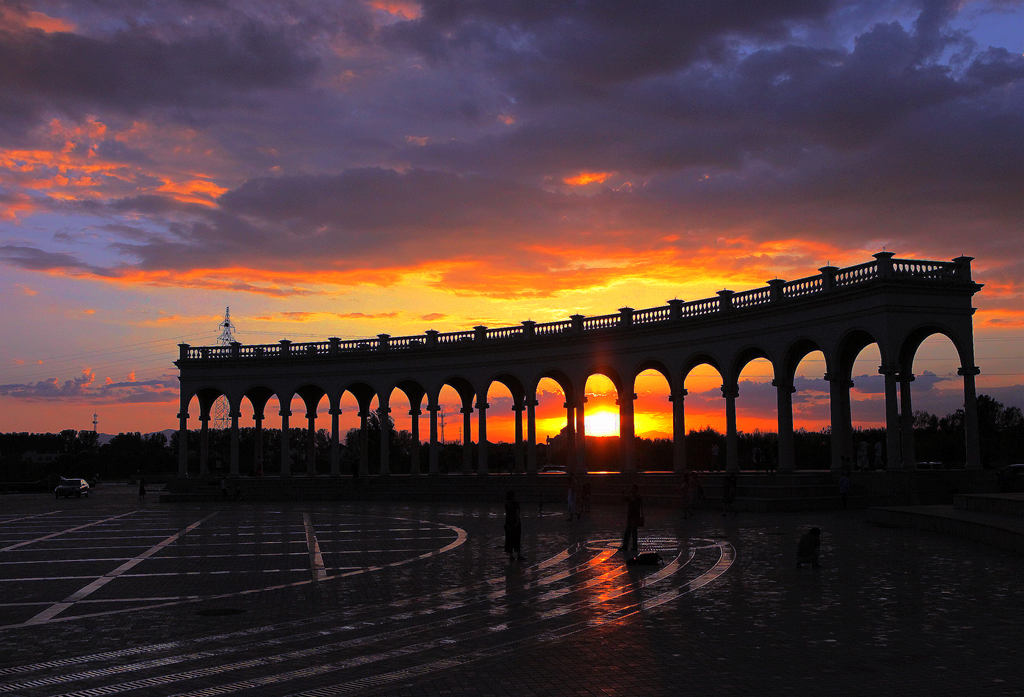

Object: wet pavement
[0,485,1020,696]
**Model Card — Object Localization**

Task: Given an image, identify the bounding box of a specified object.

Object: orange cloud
[368,0,422,20]
[563,171,613,187]
[156,177,228,206]
[0,6,75,33]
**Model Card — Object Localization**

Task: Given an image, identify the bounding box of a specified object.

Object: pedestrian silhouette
[797,527,821,568]
[622,484,644,557]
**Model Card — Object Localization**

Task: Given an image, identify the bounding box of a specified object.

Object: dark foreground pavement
[0,486,1020,696]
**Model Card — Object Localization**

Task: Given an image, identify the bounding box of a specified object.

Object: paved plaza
[0,485,1021,696]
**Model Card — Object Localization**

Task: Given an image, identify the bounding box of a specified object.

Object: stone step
[954,493,1024,517]
[868,505,1024,554]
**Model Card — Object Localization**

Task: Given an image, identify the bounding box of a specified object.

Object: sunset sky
[1,0,1022,442]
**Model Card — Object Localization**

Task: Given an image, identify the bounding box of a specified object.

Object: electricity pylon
[213,307,236,429]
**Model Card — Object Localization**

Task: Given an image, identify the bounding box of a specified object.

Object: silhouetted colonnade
[175,253,983,478]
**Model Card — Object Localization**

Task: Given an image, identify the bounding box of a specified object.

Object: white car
[54,478,90,498]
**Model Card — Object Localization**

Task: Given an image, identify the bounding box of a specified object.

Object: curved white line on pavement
[1,514,467,629]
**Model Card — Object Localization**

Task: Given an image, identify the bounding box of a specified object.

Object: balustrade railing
[534,320,573,336]
[892,258,957,280]
[680,297,719,318]
[783,274,823,298]
[731,286,772,309]
[834,261,877,287]
[582,314,619,330]
[632,306,671,324]
[177,256,972,361]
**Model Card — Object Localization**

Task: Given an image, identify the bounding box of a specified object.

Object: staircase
[868,493,1024,553]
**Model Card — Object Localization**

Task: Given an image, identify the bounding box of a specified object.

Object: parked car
[54,478,90,498]
[539,465,567,474]
[997,464,1024,492]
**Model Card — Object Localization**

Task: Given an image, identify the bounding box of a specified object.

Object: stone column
[575,397,587,472]
[378,403,391,475]
[881,365,901,469]
[358,410,369,476]
[253,412,264,476]
[177,409,189,477]
[512,403,525,473]
[477,400,489,474]
[229,410,240,476]
[526,398,538,473]
[280,408,291,476]
[461,404,473,474]
[564,401,576,472]
[329,407,340,476]
[427,403,440,474]
[199,415,210,476]
[409,407,421,475]
[826,372,852,471]
[774,378,795,472]
[618,391,636,474]
[306,411,317,475]
[722,384,739,472]
[670,389,687,473]
[898,374,916,469]
[960,365,982,468]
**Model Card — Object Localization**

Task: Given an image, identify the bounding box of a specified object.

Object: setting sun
[585,409,619,437]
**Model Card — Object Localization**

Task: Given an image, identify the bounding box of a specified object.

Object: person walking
[504,490,522,562]
[622,484,644,557]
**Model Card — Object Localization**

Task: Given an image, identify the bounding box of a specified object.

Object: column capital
[305,411,317,420]
[771,378,795,393]
[409,408,422,417]
[896,373,915,384]
[957,365,981,377]
[460,405,473,414]
[377,406,392,415]
[279,409,291,417]
[425,403,441,413]
[177,412,189,420]
[252,411,265,421]
[721,384,739,399]
[198,414,210,423]
[511,403,526,413]
[823,372,853,388]
[329,407,342,416]
[475,401,489,410]
[230,411,242,419]
[668,389,688,401]
[878,364,899,376]
[525,398,539,407]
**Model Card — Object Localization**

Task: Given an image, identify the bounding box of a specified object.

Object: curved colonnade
[175,253,983,478]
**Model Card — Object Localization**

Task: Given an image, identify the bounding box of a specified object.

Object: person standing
[622,484,644,557]
[797,527,821,568]
[504,490,522,562]
[137,477,146,502]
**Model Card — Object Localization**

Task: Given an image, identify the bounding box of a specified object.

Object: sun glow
[585,409,619,437]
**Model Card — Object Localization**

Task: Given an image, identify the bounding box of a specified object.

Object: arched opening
[535,376,571,469]
[849,342,886,469]
[634,366,673,473]
[736,356,777,472]
[906,332,967,467]
[484,379,517,472]
[387,386,413,474]
[791,349,830,469]
[583,373,620,472]
[295,386,327,476]
[436,383,466,473]
[338,389,363,476]
[682,362,725,470]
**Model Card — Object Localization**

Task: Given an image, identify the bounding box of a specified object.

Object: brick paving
[0,484,1021,696]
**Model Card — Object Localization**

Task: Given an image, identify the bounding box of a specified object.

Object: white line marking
[3,514,466,629]
[23,512,219,625]
[0,511,61,525]
[0,511,139,552]
[302,513,327,582]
